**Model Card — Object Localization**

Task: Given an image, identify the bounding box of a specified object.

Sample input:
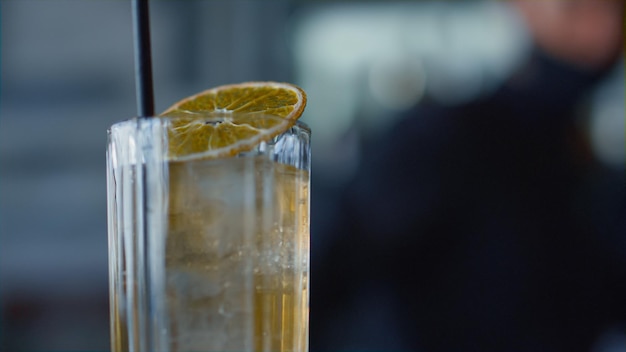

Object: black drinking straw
[132,4,153,348]
[132,0,155,117]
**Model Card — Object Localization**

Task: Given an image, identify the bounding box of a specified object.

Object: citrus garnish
[161,81,307,161]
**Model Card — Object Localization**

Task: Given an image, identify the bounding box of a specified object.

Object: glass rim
[109,116,310,134]
[108,115,310,164]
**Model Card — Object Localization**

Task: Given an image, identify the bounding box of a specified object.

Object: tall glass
[106,116,310,352]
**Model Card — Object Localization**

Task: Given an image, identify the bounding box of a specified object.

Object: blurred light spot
[293,1,529,171]
[589,62,625,168]
[592,326,626,352]
[368,55,426,111]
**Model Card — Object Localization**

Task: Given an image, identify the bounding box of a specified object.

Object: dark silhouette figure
[310,1,625,351]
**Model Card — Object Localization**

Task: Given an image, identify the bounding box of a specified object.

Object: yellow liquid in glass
[116,156,310,352]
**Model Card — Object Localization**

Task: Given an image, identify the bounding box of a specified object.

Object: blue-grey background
[1,0,623,350]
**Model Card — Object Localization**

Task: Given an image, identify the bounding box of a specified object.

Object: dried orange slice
[160,81,307,161]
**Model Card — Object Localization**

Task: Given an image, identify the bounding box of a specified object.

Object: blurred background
[1,0,624,351]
